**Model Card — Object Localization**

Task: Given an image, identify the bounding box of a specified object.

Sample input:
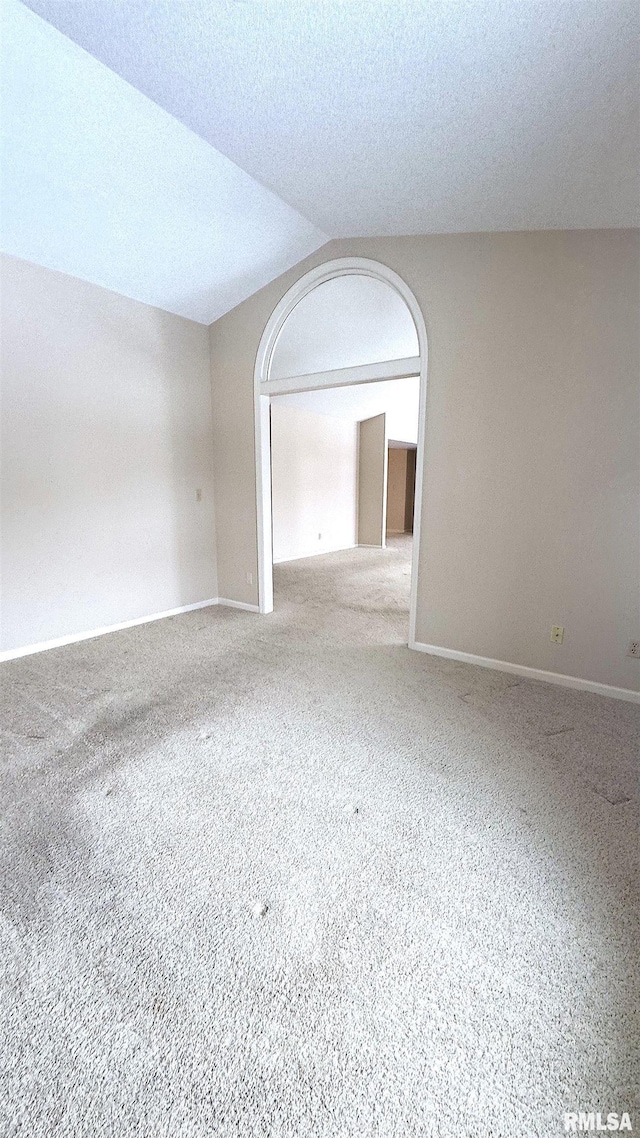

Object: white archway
[254,257,428,647]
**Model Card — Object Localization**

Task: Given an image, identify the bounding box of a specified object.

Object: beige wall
[387,448,409,534]
[271,402,358,563]
[208,230,639,693]
[358,414,387,547]
[1,254,217,652]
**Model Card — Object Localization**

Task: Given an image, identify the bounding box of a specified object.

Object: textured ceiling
[270,276,419,380]
[22,0,640,236]
[0,2,326,323]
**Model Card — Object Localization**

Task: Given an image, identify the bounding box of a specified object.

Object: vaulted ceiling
[3,0,638,323]
[1,1,326,323]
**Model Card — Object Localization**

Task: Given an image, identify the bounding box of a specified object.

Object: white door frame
[253,257,428,647]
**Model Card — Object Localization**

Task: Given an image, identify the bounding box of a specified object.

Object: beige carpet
[1,536,638,1137]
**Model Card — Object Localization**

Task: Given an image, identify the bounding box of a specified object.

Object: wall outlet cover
[627,640,640,659]
[550,625,564,644]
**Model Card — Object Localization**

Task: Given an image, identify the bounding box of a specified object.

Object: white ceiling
[3,1,638,325]
[276,377,421,446]
[271,276,419,380]
[22,0,640,238]
[0,1,327,323]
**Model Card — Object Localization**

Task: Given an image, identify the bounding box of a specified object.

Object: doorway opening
[270,375,418,556]
[254,258,428,646]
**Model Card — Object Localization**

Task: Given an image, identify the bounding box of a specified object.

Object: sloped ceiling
[21,0,640,238]
[277,377,421,447]
[0,1,327,323]
[2,1,638,324]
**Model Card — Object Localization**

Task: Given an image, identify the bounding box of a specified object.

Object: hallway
[1,540,638,1137]
[273,533,413,637]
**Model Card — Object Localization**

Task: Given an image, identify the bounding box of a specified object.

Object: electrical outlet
[550,625,564,644]
[628,640,640,659]
[195,488,202,502]
[246,571,253,586]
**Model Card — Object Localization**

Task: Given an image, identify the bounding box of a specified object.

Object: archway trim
[253,256,428,648]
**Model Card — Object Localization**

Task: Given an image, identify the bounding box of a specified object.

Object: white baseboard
[0,598,220,663]
[409,640,640,704]
[217,598,260,613]
[273,544,358,565]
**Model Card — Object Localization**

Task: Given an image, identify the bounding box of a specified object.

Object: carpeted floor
[1,536,638,1138]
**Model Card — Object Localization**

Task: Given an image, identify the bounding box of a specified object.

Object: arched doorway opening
[254,257,428,647]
